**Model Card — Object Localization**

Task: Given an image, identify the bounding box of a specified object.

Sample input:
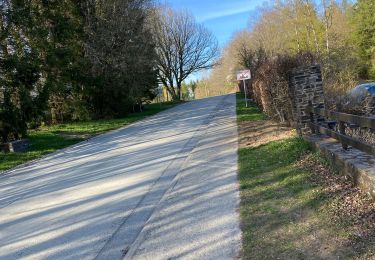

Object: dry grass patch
[238,120,295,149]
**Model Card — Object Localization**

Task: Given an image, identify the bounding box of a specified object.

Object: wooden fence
[307,103,375,156]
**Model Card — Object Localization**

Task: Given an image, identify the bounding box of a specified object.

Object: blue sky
[164,0,267,47]
[159,0,268,81]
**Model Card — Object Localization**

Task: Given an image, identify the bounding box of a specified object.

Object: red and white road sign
[237,70,251,80]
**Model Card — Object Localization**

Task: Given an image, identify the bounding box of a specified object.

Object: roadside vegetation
[236,96,265,122]
[0,1,217,146]
[0,102,177,172]
[196,0,375,117]
[236,93,375,259]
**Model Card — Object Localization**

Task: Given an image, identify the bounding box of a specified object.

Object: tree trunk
[177,83,182,101]
[166,86,179,101]
[325,23,330,53]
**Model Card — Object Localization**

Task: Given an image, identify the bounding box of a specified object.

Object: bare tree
[321,0,333,53]
[150,7,219,100]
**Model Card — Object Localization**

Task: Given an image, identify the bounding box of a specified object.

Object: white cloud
[196,0,264,22]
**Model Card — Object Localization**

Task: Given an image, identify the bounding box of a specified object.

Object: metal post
[243,79,248,108]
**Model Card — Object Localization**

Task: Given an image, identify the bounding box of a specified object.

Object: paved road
[0,94,242,260]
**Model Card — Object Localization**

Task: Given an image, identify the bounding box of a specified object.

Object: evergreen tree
[82,0,158,117]
[0,0,174,143]
[350,0,375,78]
[0,1,42,142]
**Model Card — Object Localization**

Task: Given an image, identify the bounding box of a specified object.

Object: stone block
[305,135,375,200]
[1,139,30,153]
[289,65,325,135]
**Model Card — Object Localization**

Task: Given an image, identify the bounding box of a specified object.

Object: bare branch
[150,7,218,100]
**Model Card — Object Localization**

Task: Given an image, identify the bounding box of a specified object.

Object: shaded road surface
[0,94,242,259]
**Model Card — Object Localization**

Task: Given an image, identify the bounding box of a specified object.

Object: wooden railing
[307,103,375,155]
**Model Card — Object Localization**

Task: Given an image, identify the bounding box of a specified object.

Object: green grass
[236,93,363,259]
[0,101,178,172]
[236,92,266,122]
[238,138,324,259]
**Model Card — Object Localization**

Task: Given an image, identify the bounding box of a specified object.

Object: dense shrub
[0,0,158,143]
[241,52,316,124]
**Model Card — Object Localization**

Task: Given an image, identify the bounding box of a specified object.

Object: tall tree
[151,7,219,100]
[350,0,375,78]
[82,0,158,117]
[0,1,44,141]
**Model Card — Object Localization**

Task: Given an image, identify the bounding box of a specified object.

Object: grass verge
[0,102,178,172]
[236,93,265,122]
[236,93,375,259]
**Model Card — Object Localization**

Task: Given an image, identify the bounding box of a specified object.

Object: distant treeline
[196,0,375,121]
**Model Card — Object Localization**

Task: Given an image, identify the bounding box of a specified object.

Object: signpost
[237,69,251,107]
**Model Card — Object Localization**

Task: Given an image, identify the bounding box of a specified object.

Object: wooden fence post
[336,104,348,150]
[339,121,348,150]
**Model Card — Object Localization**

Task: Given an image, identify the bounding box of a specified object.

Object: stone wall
[289,65,375,200]
[289,65,324,135]
[306,135,375,200]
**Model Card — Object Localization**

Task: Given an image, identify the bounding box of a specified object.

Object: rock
[1,139,30,153]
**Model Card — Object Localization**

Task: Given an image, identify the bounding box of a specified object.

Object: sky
[160,0,354,81]
[160,0,267,80]
[165,0,267,47]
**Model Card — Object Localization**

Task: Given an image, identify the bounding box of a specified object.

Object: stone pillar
[289,65,325,136]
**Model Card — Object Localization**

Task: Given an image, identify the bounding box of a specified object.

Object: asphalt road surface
[0,94,242,260]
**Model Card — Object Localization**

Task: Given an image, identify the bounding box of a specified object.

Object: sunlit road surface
[0,94,242,260]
